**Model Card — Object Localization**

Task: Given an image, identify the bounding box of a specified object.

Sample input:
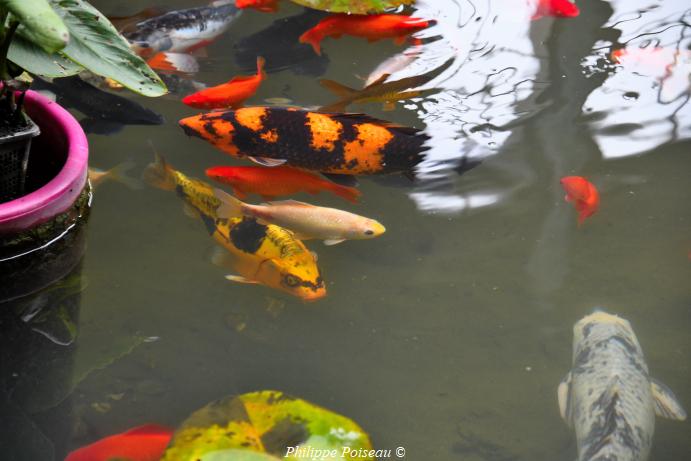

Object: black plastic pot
[0,116,40,203]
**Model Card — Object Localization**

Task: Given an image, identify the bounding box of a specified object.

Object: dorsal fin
[326,112,427,136]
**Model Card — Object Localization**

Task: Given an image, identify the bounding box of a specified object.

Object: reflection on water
[5,0,690,459]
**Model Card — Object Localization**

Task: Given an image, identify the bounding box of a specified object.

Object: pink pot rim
[0,90,88,233]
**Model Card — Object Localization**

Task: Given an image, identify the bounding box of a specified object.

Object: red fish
[206,165,361,202]
[532,0,580,20]
[236,0,279,13]
[65,424,173,461]
[299,14,432,56]
[560,176,599,225]
[182,56,266,109]
[147,52,199,74]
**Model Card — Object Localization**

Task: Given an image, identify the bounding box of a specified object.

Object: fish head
[179,112,242,158]
[257,258,326,301]
[572,310,643,357]
[349,218,386,240]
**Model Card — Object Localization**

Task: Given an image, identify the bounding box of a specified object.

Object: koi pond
[1,0,689,459]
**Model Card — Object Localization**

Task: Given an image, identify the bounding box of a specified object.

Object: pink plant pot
[0,90,88,234]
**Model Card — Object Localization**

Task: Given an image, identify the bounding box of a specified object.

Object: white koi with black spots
[558,311,686,461]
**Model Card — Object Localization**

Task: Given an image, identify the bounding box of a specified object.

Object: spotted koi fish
[179,107,429,176]
[559,311,686,461]
[143,152,325,300]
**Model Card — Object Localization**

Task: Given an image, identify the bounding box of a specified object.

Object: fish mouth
[300,287,327,302]
[179,117,205,139]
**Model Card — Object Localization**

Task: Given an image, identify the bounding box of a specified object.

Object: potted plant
[0,0,166,298]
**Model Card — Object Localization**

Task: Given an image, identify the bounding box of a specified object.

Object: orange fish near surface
[236,0,279,13]
[179,107,429,176]
[532,0,580,20]
[206,165,361,202]
[299,14,432,55]
[182,57,266,109]
[560,176,599,225]
[65,424,173,461]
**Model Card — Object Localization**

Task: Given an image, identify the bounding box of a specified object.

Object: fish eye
[284,274,300,287]
[364,230,374,236]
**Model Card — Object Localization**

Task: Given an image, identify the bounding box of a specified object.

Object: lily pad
[289,0,415,14]
[162,390,375,460]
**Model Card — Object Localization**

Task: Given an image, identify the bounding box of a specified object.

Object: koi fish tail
[143,148,176,191]
[213,187,245,218]
[329,184,361,204]
[319,79,356,98]
[100,160,143,190]
[299,30,323,55]
[256,56,266,78]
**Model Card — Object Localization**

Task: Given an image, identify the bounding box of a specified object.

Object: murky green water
[3,0,690,459]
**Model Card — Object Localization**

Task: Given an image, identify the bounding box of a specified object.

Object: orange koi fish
[532,0,580,20]
[206,165,361,202]
[179,107,429,176]
[65,424,173,461]
[182,57,266,109]
[147,52,199,74]
[299,14,432,56]
[236,0,279,13]
[560,176,599,225]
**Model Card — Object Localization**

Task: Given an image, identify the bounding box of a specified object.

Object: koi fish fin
[318,101,349,113]
[651,378,687,420]
[299,30,322,55]
[143,145,176,191]
[211,247,234,268]
[124,424,173,436]
[200,212,217,235]
[225,274,259,284]
[183,202,200,219]
[365,73,391,88]
[331,113,427,137]
[147,52,199,74]
[319,79,357,98]
[310,251,318,261]
[324,239,345,246]
[322,173,359,188]
[103,160,143,190]
[393,35,408,46]
[382,101,396,111]
[557,372,573,426]
[213,188,244,218]
[256,56,266,78]
[249,156,287,167]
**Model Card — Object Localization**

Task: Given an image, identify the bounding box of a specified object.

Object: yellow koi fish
[214,188,385,246]
[143,153,325,300]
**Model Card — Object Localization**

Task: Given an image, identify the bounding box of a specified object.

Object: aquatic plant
[291,0,415,14]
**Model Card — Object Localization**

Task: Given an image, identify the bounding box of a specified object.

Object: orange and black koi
[179,107,429,176]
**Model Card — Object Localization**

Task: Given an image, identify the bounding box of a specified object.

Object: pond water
[3,0,691,459]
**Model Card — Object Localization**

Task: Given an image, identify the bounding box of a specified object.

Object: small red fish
[560,176,599,225]
[65,424,173,461]
[236,0,279,13]
[182,56,265,109]
[299,14,432,56]
[206,165,361,203]
[532,0,580,20]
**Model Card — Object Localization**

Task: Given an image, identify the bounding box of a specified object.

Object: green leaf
[8,35,83,78]
[3,0,69,53]
[162,390,375,461]
[289,0,415,14]
[48,0,167,97]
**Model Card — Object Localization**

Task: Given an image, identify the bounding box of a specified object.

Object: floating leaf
[48,0,167,96]
[4,0,69,53]
[289,0,415,14]
[162,390,375,461]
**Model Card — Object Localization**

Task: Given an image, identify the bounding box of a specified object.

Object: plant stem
[0,19,18,81]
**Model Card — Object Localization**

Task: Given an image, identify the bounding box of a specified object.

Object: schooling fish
[236,0,279,13]
[65,424,173,461]
[125,1,241,58]
[143,153,325,300]
[532,0,580,20]
[558,311,686,461]
[182,57,266,109]
[560,176,599,225]
[214,188,384,245]
[299,14,433,56]
[31,76,163,135]
[319,58,452,112]
[179,107,429,176]
[205,165,361,202]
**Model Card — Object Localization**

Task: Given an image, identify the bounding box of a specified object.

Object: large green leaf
[162,390,375,461]
[8,35,83,78]
[48,0,166,96]
[289,0,415,14]
[3,0,69,53]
